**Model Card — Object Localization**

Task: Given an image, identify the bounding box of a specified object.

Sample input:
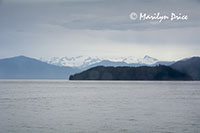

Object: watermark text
[130,12,188,22]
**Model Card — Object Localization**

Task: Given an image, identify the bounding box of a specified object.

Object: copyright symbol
[130,12,138,20]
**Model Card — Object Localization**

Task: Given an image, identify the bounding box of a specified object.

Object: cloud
[0,0,200,60]
[48,0,200,31]
[1,0,200,31]
[2,0,100,3]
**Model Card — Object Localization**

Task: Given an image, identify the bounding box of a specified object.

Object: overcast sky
[0,0,200,61]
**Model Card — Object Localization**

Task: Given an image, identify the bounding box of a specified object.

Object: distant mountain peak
[11,55,27,59]
[39,55,160,68]
[144,55,158,60]
[144,55,151,58]
[0,56,80,79]
[171,56,200,80]
[138,55,158,64]
[179,56,200,62]
[12,55,36,61]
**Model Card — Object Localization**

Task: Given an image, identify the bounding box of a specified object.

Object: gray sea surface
[0,80,200,133]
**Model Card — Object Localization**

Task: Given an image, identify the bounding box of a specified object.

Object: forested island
[69,65,192,80]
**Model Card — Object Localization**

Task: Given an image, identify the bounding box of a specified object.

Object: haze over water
[0,81,200,133]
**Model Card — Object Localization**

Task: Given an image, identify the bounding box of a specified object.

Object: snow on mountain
[139,55,158,64]
[40,56,102,68]
[39,55,159,68]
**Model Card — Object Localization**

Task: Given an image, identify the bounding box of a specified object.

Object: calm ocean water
[0,80,200,133]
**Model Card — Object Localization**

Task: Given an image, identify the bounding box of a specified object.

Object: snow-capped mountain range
[39,55,160,68]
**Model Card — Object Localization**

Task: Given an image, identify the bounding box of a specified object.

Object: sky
[0,0,200,61]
